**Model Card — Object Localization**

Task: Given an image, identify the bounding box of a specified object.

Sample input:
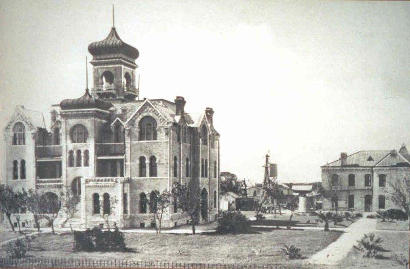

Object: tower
[88,10,139,101]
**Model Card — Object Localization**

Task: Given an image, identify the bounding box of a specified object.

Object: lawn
[340,231,409,268]
[0,228,342,266]
[376,219,409,231]
[0,230,38,244]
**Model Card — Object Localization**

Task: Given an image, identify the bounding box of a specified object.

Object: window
[348,194,354,209]
[331,174,339,186]
[201,159,204,177]
[71,125,88,143]
[149,156,157,177]
[139,156,146,177]
[365,174,372,187]
[185,158,190,177]
[173,156,178,177]
[76,150,82,167]
[12,122,25,145]
[149,191,158,213]
[71,177,81,196]
[102,71,114,88]
[177,126,181,143]
[68,151,74,167]
[123,193,128,214]
[93,193,100,214]
[379,174,386,187]
[139,116,157,141]
[214,161,217,178]
[348,174,355,187]
[182,127,187,143]
[201,125,208,145]
[103,193,110,215]
[253,190,257,197]
[13,160,18,179]
[139,193,147,213]
[83,150,89,167]
[124,72,131,89]
[205,159,208,177]
[20,160,26,179]
[214,190,217,209]
[53,128,60,145]
[113,124,124,143]
[378,195,385,209]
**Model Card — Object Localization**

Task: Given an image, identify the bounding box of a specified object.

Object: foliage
[150,190,171,234]
[172,182,200,234]
[220,172,246,196]
[281,244,303,259]
[216,211,250,234]
[73,226,126,252]
[385,208,408,221]
[60,190,80,231]
[5,238,31,259]
[286,196,299,229]
[376,210,388,222]
[391,253,409,267]
[366,214,377,219]
[355,212,363,218]
[354,233,384,258]
[387,179,410,220]
[0,184,19,231]
[255,213,265,221]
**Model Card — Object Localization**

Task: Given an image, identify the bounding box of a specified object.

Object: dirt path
[306,217,377,266]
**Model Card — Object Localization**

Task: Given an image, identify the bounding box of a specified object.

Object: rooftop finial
[86,56,89,90]
[112,4,115,28]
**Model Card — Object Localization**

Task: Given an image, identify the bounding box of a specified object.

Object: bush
[5,238,31,259]
[355,213,363,218]
[376,210,388,222]
[281,244,302,259]
[386,209,408,220]
[354,233,384,258]
[366,214,377,219]
[344,212,351,219]
[73,227,126,252]
[255,213,265,221]
[392,253,409,267]
[216,211,250,234]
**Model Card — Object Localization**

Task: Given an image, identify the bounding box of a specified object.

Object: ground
[0,228,342,266]
[340,231,409,268]
[376,219,409,231]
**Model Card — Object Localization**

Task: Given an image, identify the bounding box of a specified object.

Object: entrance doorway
[364,195,372,212]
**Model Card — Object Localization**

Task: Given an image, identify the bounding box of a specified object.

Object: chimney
[205,107,214,125]
[175,96,186,116]
[340,152,347,166]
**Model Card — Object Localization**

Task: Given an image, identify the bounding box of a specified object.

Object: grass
[340,231,409,268]
[376,219,409,231]
[0,228,342,266]
[0,230,37,243]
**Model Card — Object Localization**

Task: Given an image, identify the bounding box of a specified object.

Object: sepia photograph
[0,0,409,268]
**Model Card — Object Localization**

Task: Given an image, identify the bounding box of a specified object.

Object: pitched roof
[376,151,410,167]
[18,106,46,130]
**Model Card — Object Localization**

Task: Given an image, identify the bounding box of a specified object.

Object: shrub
[216,211,250,234]
[354,233,384,258]
[5,238,31,259]
[355,213,363,218]
[366,214,377,219]
[255,213,265,221]
[392,253,409,267]
[376,210,388,222]
[281,244,302,259]
[386,209,408,220]
[344,212,351,219]
[73,227,126,252]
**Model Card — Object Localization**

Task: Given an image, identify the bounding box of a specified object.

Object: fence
[0,258,303,269]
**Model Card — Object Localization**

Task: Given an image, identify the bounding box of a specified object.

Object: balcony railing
[92,85,138,96]
[35,145,62,158]
[96,143,125,156]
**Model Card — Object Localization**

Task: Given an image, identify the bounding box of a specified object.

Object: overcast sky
[0,0,409,184]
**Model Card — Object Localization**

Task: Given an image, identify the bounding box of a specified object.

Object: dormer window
[12,122,25,145]
[367,156,374,161]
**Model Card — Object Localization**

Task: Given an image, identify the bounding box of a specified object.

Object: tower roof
[88,27,139,60]
[60,89,113,111]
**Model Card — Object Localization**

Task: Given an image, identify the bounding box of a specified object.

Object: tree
[314,211,334,231]
[318,184,339,213]
[150,190,171,234]
[60,190,80,233]
[387,178,410,222]
[172,182,200,234]
[0,185,19,232]
[286,196,299,229]
[220,172,242,195]
[40,192,62,234]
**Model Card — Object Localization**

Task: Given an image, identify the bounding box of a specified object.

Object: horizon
[0,0,409,184]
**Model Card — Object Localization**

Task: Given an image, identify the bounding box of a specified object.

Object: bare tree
[172,182,200,234]
[0,185,19,232]
[23,189,46,232]
[40,192,62,234]
[60,190,80,233]
[150,190,171,234]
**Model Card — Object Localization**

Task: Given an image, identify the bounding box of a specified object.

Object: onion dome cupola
[60,89,113,111]
[88,12,140,102]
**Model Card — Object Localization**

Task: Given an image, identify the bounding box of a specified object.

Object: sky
[0,0,409,184]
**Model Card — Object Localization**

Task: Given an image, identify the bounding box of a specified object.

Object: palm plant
[354,233,384,258]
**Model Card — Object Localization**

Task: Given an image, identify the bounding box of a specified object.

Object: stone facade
[2,24,220,229]
[321,146,410,212]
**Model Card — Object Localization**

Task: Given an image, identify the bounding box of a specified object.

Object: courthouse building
[321,145,409,212]
[3,23,220,228]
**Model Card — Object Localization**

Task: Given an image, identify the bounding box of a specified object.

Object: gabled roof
[5,105,46,131]
[375,151,410,167]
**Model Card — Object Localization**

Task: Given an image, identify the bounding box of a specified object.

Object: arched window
[12,122,25,145]
[365,174,372,187]
[93,193,100,214]
[139,156,146,177]
[201,159,204,177]
[177,125,181,142]
[20,160,26,179]
[201,125,208,145]
[113,124,124,143]
[71,177,81,196]
[102,71,114,89]
[348,174,355,187]
[138,116,157,141]
[149,156,157,177]
[331,174,339,186]
[378,195,385,209]
[204,159,208,177]
[53,128,60,145]
[103,193,110,215]
[182,127,187,143]
[379,174,386,187]
[214,190,217,208]
[76,150,82,167]
[173,156,178,177]
[253,190,257,197]
[13,160,18,179]
[200,188,208,220]
[68,150,74,167]
[139,193,147,213]
[214,161,217,178]
[185,158,190,177]
[124,72,131,89]
[83,150,89,167]
[149,191,158,213]
[71,125,88,143]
